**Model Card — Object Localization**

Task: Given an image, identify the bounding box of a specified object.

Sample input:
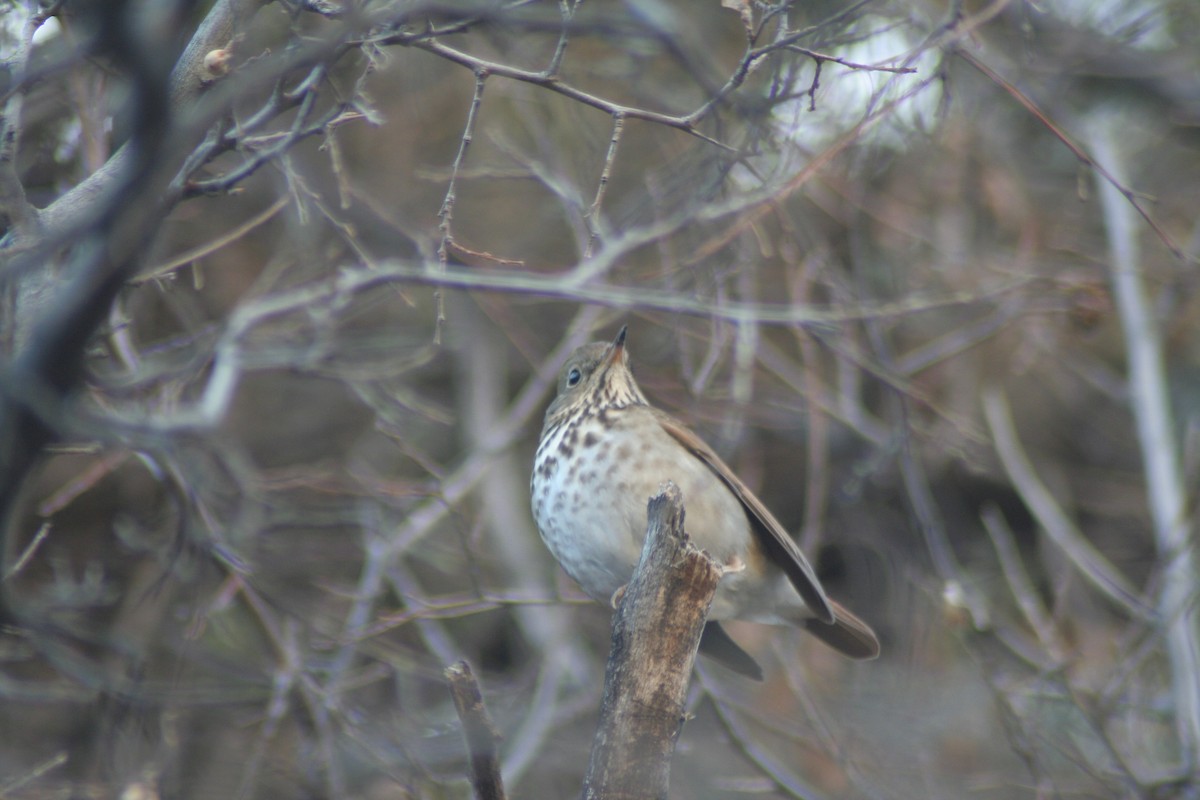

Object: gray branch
[1088,117,1200,770]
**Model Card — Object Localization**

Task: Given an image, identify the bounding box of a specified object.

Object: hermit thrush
[531,327,879,679]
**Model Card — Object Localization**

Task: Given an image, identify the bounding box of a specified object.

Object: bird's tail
[802,599,880,660]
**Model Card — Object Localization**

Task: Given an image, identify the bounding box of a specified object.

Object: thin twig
[584,112,624,259]
[3,521,50,581]
[324,331,583,689]
[0,750,68,796]
[134,196,290,284]
[981,387,1155,620]
[435,70,489,341]
[981,503,1067,663]
[958,49,1186,262]
[785,46,917,74]
[402,38,734,152]
[544,0,576,78]
[696,669,836,800]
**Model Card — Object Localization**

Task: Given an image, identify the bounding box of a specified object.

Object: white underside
[531,409,809,623]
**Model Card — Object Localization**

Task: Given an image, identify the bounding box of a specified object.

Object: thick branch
[0,5,43,239]
[582,482,721,800]
[27,0,267,246]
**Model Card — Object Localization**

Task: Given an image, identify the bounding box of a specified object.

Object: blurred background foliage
[1,0,1199,797]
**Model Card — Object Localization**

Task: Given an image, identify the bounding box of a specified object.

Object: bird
[530,326,879,679]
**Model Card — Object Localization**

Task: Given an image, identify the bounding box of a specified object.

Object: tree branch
[445,660,508,800]
[582,482,721,800]
[11,0,267,254]
[1087,118,1200,769]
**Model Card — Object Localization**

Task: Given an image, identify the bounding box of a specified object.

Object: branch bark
[581,482,722,800]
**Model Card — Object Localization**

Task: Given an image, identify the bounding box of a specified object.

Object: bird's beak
[603,326,628,369]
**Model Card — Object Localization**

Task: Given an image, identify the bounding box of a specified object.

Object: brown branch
[584,112,625,259]
[582,482,722,800]
[445,661,508,800]
[133,196,289,285]
[403,38,734,152]
[784,46,917,74]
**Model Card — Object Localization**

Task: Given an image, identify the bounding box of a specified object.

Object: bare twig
[784,46,917,74]
[3,521,50,581]
[545,0,576,78]
[134,196,289,285]
[981,503,1067,664]
[0,750,68,796]
[235,619,303,800]
[445,661,508,800]
[568,67,942,288]
[688,0,878,121]
[896,400,991,630]
[584,112,625,259]
[758,334,891,447]
[183,71,356,196]
[958,50,1186,262]
[97,256,1022,444]
[435,70,489,339]
[982,387,1154,620]
[399,38,734,151]
[696,668,836,800]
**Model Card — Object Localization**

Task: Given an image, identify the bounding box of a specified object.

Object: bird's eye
[566,367,582,387]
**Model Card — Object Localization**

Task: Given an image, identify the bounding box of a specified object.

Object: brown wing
[653,411,835,624]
